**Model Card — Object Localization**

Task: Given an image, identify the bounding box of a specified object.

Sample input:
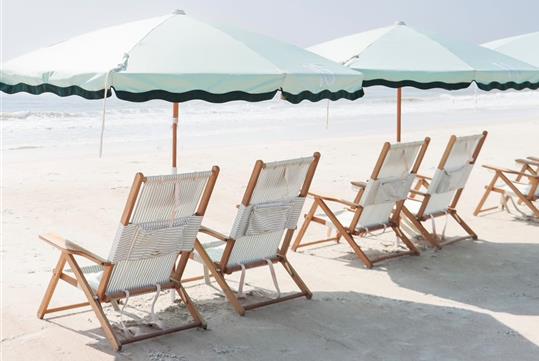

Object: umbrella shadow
[112,291,538,360]
[385,238,539,316]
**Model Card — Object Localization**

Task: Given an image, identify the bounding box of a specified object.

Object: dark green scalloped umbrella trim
[0,82,112,99]
[282,88,364,104]
[363,78,539,91]
[477,81,539,91]
[1,82,364,104]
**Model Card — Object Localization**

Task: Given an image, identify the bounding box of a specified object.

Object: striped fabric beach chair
[473,156,539,218]
[37,168,219,351]
[292,139,430,269]
[402,132,487,248]
[190,154,320,315]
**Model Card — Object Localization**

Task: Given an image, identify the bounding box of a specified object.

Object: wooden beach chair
[189,153,320,315]
[292,139,430,269]
[37,168,219,351]
[473,157,539,218]
[402,131,487,248]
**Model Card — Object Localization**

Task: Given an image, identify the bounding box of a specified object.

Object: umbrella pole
[172,103,179,173]
[397,87,402,142]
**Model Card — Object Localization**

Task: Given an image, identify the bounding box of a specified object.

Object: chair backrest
[424,131,487,215]
[355,139,429,229]
[225,153,320,267]
[105,169,218,295]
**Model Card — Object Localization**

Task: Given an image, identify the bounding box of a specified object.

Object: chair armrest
[527,156,539,162]
[308,192,361,209]
[39,232,110,265]
[350,181,367,189]
[482,164,539,180]
[516,158,539,168]
[199,225,229,241]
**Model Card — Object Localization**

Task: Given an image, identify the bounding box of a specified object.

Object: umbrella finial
[172,9,186,15]
[395,20,406,26]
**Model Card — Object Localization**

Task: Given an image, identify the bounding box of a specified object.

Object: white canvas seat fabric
[201,156,313,267]
[72,171,212,295]
[318,141,422,231]
[420,135,482,216]
[497,182,539,198]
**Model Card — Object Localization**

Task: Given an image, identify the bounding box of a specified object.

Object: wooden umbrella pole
[397,87,402,142]
[172,103,179,173]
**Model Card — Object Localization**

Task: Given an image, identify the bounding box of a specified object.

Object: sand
[1,99,539,360]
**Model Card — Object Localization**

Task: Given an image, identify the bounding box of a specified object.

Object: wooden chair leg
[65,254,121,351]
[317,199,373,268]
[473,173,499,216]
[280,258,312,299]
[175,284,206,328]
[194,241,246,316]
[292,201,318,251]
[401,206,441,249]
[37,254,67,319]
[392,226,420,255]
[449,211,477,239]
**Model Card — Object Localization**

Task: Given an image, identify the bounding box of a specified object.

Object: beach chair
[292,139,430,269]
[402,132,487,248]
[37,168,219,351]
[190,154,320,315]
[473,157,539,218]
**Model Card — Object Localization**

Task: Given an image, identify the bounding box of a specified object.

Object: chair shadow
[385,238,539,316]
[43,290,539,360]
[476,208,539,227]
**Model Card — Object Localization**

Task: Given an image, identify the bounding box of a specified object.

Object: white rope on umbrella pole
[99,71,112,158]
[326,99,330,129]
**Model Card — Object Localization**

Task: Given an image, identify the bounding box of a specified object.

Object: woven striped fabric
[220,156,312,267]
[103,170,211,295]
[423,134,483,215]
[357,141,422,228]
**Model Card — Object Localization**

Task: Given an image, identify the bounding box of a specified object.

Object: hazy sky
[2,0,538,61]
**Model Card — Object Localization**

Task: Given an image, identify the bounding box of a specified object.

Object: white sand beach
[2,91,539,360]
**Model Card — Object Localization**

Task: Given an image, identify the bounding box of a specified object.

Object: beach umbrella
[0,10,364,170]
[482,32,539,67]
[309,22,539,141]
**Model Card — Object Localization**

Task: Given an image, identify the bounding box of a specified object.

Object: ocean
[2,87,538,153]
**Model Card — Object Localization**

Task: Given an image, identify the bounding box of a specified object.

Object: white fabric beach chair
[402,132,487,248]
[292,139,430,268]
[37,168,219,351]
[189,153,320,315]
[473,156,539,218]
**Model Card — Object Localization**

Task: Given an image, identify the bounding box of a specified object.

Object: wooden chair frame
[402,131,488,248]
[291,139,430,269]
[186,153,320,316]
[473,161,539,218]
[37,168,219,351]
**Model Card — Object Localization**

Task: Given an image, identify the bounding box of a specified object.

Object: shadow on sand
[43,286,539,361]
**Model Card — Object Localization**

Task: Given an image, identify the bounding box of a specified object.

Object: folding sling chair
[402,131,488,248]
[473,158,539,218]
[189,153,320,315]
[37,168,219,351]
[292,139,430,269]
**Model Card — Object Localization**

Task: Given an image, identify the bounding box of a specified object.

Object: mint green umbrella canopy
[482,32,539,68]
[1,10,364,103]
[309,22,539,91]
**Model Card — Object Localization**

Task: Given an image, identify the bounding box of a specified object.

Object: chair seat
[497,182,539,198]
[67,265,103,291]
[194,241,227,263]
[404,199,423,216]
[316,208,389,232]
